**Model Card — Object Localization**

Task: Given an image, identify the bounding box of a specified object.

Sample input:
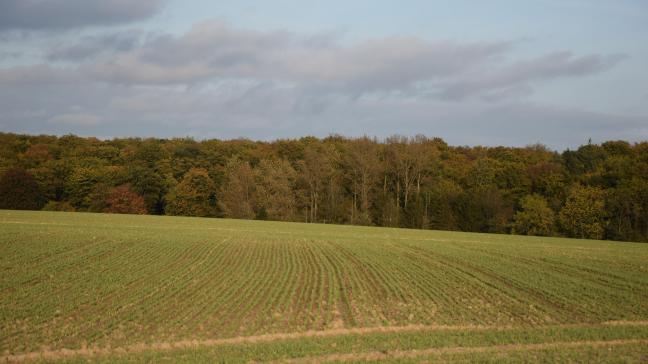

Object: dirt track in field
[3,321,648,362]
[276,339,648,363]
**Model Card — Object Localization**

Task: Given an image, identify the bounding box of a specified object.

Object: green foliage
[427,179,462,231]
[42,200,76,212]
[127,166,168,214]
[456,187,512,233]
[605,178,648,241]
[166,168,218,217]
[559,185,606,239]
[86,183,111,212]
[563,143,607,176]
[512,194,555,236]
[66,167,101,209]
[526,162,566,207]
[466,157,504,189]
[35,159,74,201]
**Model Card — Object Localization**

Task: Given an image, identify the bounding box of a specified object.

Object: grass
[1,210,648,362]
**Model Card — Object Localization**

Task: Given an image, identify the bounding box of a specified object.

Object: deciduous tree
[103,184,147,215]
[559,185,606,239]
[255,159,297,221]
[512,194,555,236]
[0,168,45,210]
[218,159,256,219]
[166,168,218,217]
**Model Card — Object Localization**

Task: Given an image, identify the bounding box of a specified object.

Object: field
[1,210,648,363]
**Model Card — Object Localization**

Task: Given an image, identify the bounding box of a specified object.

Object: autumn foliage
[166,168,218,217]
[103,184,147,215]
[0,168,45,210]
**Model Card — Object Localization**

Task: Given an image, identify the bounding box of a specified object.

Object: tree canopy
[0,167,45,210]
[166,168,218,217]
[513,194,555,236]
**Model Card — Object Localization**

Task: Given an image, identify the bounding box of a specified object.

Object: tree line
[0,132,646,242]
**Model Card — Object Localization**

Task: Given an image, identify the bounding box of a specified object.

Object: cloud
[439,52,625,100]
[0,0,165,31]
[4,21,619,103]
[47,31,141,61]
[81,22,515,91]
[47,113,100,126]
[0,64,78,84]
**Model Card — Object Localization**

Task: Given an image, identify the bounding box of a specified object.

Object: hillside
[1,210,648,362]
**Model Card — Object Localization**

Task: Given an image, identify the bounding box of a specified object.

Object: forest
[0,132,646,242]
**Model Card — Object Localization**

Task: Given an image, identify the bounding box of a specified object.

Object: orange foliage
[103,184,147,215]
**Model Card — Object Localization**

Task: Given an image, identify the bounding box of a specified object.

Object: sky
[0,1,647,150]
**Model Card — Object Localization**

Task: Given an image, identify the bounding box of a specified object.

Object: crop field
[1,210,648,363]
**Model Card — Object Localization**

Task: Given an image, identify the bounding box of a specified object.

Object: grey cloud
[88,22,514,91]
[0,64,79,84]
[47,31,141,61]
[0,50,22,60]
[88,22,295,83]
[440,52,625,100]
[138,22,293,67]
[86,55,215,84]
[1,21,622,101]
[0,0,165,31]
[71,22,619,100]
[285,38,511,93]
[508,52,624,79]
